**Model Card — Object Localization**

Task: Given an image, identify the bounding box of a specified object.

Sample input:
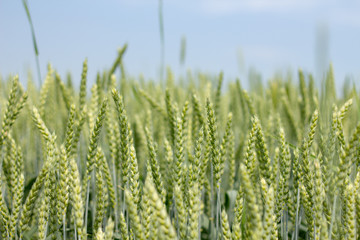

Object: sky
[1,0,360,89]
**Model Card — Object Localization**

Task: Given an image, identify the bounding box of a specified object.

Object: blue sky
[1,0,360,89]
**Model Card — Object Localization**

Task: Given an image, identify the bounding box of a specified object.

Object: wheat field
[0,51,359,240]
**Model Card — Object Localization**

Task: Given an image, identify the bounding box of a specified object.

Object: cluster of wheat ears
[0,50,359,240]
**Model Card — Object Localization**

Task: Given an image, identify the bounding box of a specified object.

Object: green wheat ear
[56,146,69,225]
[38,133,57,240]
[206,98,221,188]
[83,98,108,187]
[253,116,272,185]
[98,146,117,214]
[0,173,10,238]
[0,76,27,148]
[238,163,262,239]
[104,218,114,240]
[69,156,85,240]
[79,58,88,111]
[221,209,232,240]
[55,72,73,111]
[188,182,200,240]
[112,89,131,186]
[144,176,177,240]
[174,184,187,239]
[32,106,51,141]
[262,180,276,240]
[145,126,166,202]
[125,188,145,240]
[232,187,243,240]
[109,44,128,77]
[96,228,105,240]
[141,182,154,240]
